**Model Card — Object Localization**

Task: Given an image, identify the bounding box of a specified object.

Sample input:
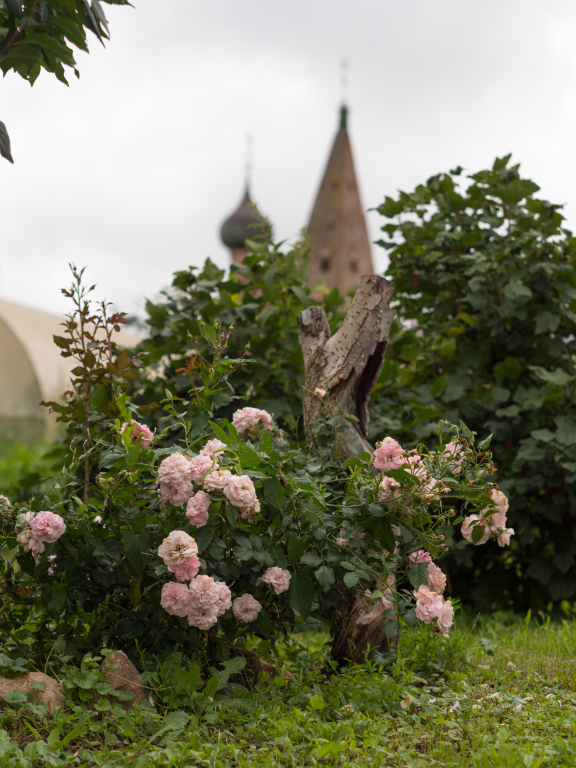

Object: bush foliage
[373,155,576,610]
[1,260,502,671]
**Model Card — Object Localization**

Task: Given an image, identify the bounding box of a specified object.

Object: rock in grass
[0,672,66,715]
[99,650,151,709]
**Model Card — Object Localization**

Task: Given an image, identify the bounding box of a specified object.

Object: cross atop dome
[219,134,271,265]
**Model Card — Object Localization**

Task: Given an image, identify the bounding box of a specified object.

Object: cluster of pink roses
[461,488,514,548]
[414,584,454,637]
[409,550,447,594]
[15,511,66,563]
[408,550,454,635]
[158,530,231,630]
[157,530,290,630]
[374,437,459,507]
[157,434,260,524]
[232,407,273,437]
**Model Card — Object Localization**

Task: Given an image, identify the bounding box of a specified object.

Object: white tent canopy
[0,298,140,440]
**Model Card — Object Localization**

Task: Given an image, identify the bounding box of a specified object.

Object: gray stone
[0,672,66,715]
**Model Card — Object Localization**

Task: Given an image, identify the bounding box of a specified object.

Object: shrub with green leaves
[136,239,344,437]
[373,155,576,611]
[0,268,505,670]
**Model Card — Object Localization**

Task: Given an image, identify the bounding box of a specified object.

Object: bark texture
[297,274,397,666]
[297,274,396,456]
[330,588,396,666]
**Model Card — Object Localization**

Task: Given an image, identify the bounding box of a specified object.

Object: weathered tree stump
[297,275,397,665]
[297,275,396,456]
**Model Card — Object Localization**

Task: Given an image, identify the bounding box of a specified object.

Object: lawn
[2,612,576,767]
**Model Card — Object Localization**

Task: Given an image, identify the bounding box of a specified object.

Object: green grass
[2,614,576,767]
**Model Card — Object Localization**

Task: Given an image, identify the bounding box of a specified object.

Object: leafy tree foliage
[373,155,576,611]
[0,0,129,162]
[135,239,344,439]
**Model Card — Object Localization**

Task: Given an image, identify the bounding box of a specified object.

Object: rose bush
[0,269,511,671]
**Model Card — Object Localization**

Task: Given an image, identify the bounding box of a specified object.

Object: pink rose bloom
[169,555,201,582]
[201,439,227,457]
[158,530,198,567]
[232,594,262,622]
[261,566,291,594]
[223,474,257,510]
[357,600,385,625]
[379,476,401,501]
[203,469,233,492]
[232,407,273,435]
[381,592,395,611]
[414,585,444,624]
[188,453,215,485]
[14,510,34,533]
[121,421,153,448]
[30,511,66,543]
[314,387,327,397]
[187,604,220,631]
[160,582,192,617]
[157,453,194,506]
[159,478,193,507]
[405,456,440,499]
[0,495,11,505]
[336,536,349,547]
[488,488,509,515]
[442,442,465,474]
[497,528,514,547]
[373,437,404,472]
[409,550,432,564]
[427,563,446,594]
[436,598,454,637]
[157,452,192,485]
[485,509,507,529]
[186,491,211,527]
[483,489,509,530]
[188,574,220,608]
[357,591,395,625]
[238,497,261,521]
[15,512,44,556]
[16,527,44,555]
[215,582,232,616]
[461,515,490,545]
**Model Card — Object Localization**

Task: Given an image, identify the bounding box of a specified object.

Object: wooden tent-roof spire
[306,100,374,295]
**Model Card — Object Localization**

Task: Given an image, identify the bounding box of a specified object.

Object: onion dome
[220,185,271,249]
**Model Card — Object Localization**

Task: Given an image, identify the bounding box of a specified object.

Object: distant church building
[219,102,374,294]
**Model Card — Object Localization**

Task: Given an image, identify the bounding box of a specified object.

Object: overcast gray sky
[3,0,576,317]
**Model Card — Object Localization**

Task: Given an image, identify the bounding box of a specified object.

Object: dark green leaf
[314,565,335,592]
[52,583,67,613]
[288,569,314,619]
[408,562,430,590]
[263,478,286,512]
[0,121,14,163]
[287,534,306,565]
[343,571,359,589]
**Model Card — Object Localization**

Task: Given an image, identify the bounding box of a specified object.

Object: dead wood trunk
[297,275,396,457]
[297,275,398,666]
